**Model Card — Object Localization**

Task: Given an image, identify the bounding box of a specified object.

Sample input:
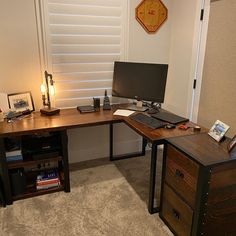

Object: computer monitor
[112,61,168,104]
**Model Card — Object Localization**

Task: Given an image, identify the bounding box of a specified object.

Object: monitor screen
[112,61,168,103]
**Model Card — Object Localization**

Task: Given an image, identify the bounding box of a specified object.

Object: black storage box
[22,132,61,160]
[10,168,26,196]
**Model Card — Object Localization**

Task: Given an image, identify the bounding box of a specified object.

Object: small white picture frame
[208,120,230,142]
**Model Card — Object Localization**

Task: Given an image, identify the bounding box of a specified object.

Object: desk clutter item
[113,109,135,117]
[130,113,166,129]
[151,111,189,124]
[77,105,95,113]
[208,120,230,142]
[9,168,26,196]
[36,169,61,190]
[93,97,100,111]
[103,90,111,110]
[6,109,31,120]
[227,134,236,153]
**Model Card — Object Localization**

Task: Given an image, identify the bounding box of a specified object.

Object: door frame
[189,0,211,122]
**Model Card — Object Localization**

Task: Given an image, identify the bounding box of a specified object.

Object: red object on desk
[178,124,189,130]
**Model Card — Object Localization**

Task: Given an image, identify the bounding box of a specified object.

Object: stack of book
[36,169,61,190]
[6,149,23,162]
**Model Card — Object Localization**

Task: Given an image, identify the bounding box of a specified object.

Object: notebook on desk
[77,105,95,113]
[151,111,189,124]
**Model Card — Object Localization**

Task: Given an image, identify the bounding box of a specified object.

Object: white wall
[128,0,171,63]
[197,0,236,137]
[0,0,42,109]
[0,0,201,163]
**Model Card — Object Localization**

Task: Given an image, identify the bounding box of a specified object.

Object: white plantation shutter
[41,0,128,108]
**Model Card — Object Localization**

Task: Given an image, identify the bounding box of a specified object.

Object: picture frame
[227,135,236,153]
[8,92,35,112]
[208,120,230,142]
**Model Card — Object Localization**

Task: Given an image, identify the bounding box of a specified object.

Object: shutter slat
[48,0,121,7]
[49,4,121,17]
[52,62,114,73]
[52,45,120,54]
[50,25,121,35]
[52,54,120,64]
[49,15,120,26]
[51,35,120,45]
[56,80,112,90]
[56,88,112,99]
[54,71,113,81]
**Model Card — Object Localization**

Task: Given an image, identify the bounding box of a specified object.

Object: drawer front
[161,184,193,236]
[165,145,199,208]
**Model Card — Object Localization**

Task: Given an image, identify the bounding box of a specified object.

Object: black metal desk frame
[109,122,161,214]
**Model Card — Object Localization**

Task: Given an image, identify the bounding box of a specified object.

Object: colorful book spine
[37,170,58,181]
[36,169,61,190]
[36,178,60,186]
[36,181,60,190]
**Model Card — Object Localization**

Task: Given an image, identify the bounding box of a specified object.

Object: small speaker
[93,97,100,111]
[10,168,26,196]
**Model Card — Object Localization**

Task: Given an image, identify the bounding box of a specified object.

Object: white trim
[189,0,211,122]
[34,0,45,80]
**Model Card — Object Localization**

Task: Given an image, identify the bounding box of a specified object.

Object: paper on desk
[113,109,135,117]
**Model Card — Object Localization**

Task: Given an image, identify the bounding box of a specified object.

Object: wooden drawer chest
[160,133,236,236]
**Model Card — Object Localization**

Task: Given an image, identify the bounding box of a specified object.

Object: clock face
[136,0,168,33]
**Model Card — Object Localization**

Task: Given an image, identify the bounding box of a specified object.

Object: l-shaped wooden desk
[0,104,205,214]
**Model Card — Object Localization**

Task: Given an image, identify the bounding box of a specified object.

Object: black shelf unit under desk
[0,130,70,205]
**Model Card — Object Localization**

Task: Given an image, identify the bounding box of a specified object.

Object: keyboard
[151,111,189,124]
[130,113,167,129]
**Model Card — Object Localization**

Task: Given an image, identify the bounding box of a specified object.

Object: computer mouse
[165,124,176,129]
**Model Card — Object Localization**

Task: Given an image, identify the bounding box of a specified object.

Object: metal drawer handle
[172,208,180,220]
[175,169,184,178]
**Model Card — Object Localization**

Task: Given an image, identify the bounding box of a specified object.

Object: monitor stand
[126,104,148,112]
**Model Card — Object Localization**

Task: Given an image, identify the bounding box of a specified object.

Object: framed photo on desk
[208,120,230,142]
[8,92,35,112]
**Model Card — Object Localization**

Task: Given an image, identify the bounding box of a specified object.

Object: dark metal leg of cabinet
[148,142,159,214]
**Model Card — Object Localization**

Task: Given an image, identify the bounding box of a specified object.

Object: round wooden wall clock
[136,0,168,33]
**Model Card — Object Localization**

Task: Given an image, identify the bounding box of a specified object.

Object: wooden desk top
[166,133,236,166]
[0,105,206,142]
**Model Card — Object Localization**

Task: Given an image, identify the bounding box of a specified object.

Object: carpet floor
[0,152,173,236]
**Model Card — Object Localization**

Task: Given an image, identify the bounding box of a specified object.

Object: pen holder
[93,98,100,111]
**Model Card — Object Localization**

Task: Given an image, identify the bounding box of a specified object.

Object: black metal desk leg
[142,138,147,156]
[148,142,159,214]
[109,123,114,161]
[109,123,147,161]
[0,138,12,205]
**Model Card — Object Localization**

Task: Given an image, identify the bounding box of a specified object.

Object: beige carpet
[0,156,172,236]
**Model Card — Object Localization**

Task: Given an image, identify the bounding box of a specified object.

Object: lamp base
[40,107,60,116]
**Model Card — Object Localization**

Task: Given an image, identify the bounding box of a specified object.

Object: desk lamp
[40,71,60,115]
